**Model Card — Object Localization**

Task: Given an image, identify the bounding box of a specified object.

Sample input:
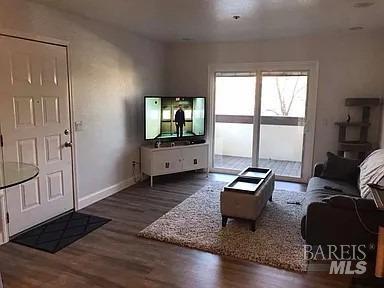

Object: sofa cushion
[303,177,360,212]
[320,152,360,185]
[307,177,360,196]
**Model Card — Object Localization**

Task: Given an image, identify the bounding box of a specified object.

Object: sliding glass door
[213,72,256,172]
[210,62,318,182]
[258,72,308,179]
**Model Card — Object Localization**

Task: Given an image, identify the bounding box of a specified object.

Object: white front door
[0,35,74,236]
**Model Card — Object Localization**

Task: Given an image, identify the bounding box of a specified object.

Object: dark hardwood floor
[0,173,353,288]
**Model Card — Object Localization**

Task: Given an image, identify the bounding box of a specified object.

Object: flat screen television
[144,96,206,140]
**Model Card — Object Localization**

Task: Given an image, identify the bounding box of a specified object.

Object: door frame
[208,61,319,183]
[0,29,79,241]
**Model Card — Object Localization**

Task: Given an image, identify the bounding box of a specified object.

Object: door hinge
[6,212,9,224]
[0,134,3,147]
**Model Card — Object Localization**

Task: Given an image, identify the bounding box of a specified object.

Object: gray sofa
[301,163,384,246]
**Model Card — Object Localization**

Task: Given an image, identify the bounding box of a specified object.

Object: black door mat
[11,212,111,253]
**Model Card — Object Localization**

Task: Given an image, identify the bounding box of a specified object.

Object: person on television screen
[175,104,185,138]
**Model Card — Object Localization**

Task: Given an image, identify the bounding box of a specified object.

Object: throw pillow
[320,152,360,185]
[359,149,384,198]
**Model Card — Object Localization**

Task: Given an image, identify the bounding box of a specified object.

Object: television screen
[145,97,206,140]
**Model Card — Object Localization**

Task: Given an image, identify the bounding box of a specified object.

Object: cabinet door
[182,145,208,171]
[152,149,182,176]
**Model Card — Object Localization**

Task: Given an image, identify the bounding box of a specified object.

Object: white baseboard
[78,177,136,210]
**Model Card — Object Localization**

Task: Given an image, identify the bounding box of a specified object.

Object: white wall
[165,31,384,167]
[0,0,165,200]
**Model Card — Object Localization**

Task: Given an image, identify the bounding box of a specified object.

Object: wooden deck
[214,155,302,177]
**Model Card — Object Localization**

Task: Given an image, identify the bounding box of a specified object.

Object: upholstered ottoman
[220,171,275,231]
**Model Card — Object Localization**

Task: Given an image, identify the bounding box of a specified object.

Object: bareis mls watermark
[304,244,373,274]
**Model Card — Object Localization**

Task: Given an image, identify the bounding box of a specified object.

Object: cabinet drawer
[152,149,182,176]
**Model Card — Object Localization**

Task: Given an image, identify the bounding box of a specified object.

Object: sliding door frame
[208,63,259,175]
[208,61,319,183]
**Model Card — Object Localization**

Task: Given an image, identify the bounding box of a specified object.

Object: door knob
[64,142,72,148]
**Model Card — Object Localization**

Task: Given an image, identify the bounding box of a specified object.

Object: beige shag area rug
[138,183,307,272]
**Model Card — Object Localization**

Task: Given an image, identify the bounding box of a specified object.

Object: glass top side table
[0,162,39,190]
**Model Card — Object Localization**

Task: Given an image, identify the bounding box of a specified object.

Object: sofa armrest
[313,163,325,177]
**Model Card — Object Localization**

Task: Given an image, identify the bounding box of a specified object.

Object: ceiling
[32,0,384,42]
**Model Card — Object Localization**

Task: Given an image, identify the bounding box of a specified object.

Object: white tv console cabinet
[141,143,209,187]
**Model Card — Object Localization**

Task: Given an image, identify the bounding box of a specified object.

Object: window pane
[214,123,253,170]
[162,110,171,120]
[258,73,308,178]
[260,75,308,117]
[215,76,256,116]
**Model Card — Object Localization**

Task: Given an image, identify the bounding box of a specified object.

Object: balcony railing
[215,115,305,126]
[215,115,305,162]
